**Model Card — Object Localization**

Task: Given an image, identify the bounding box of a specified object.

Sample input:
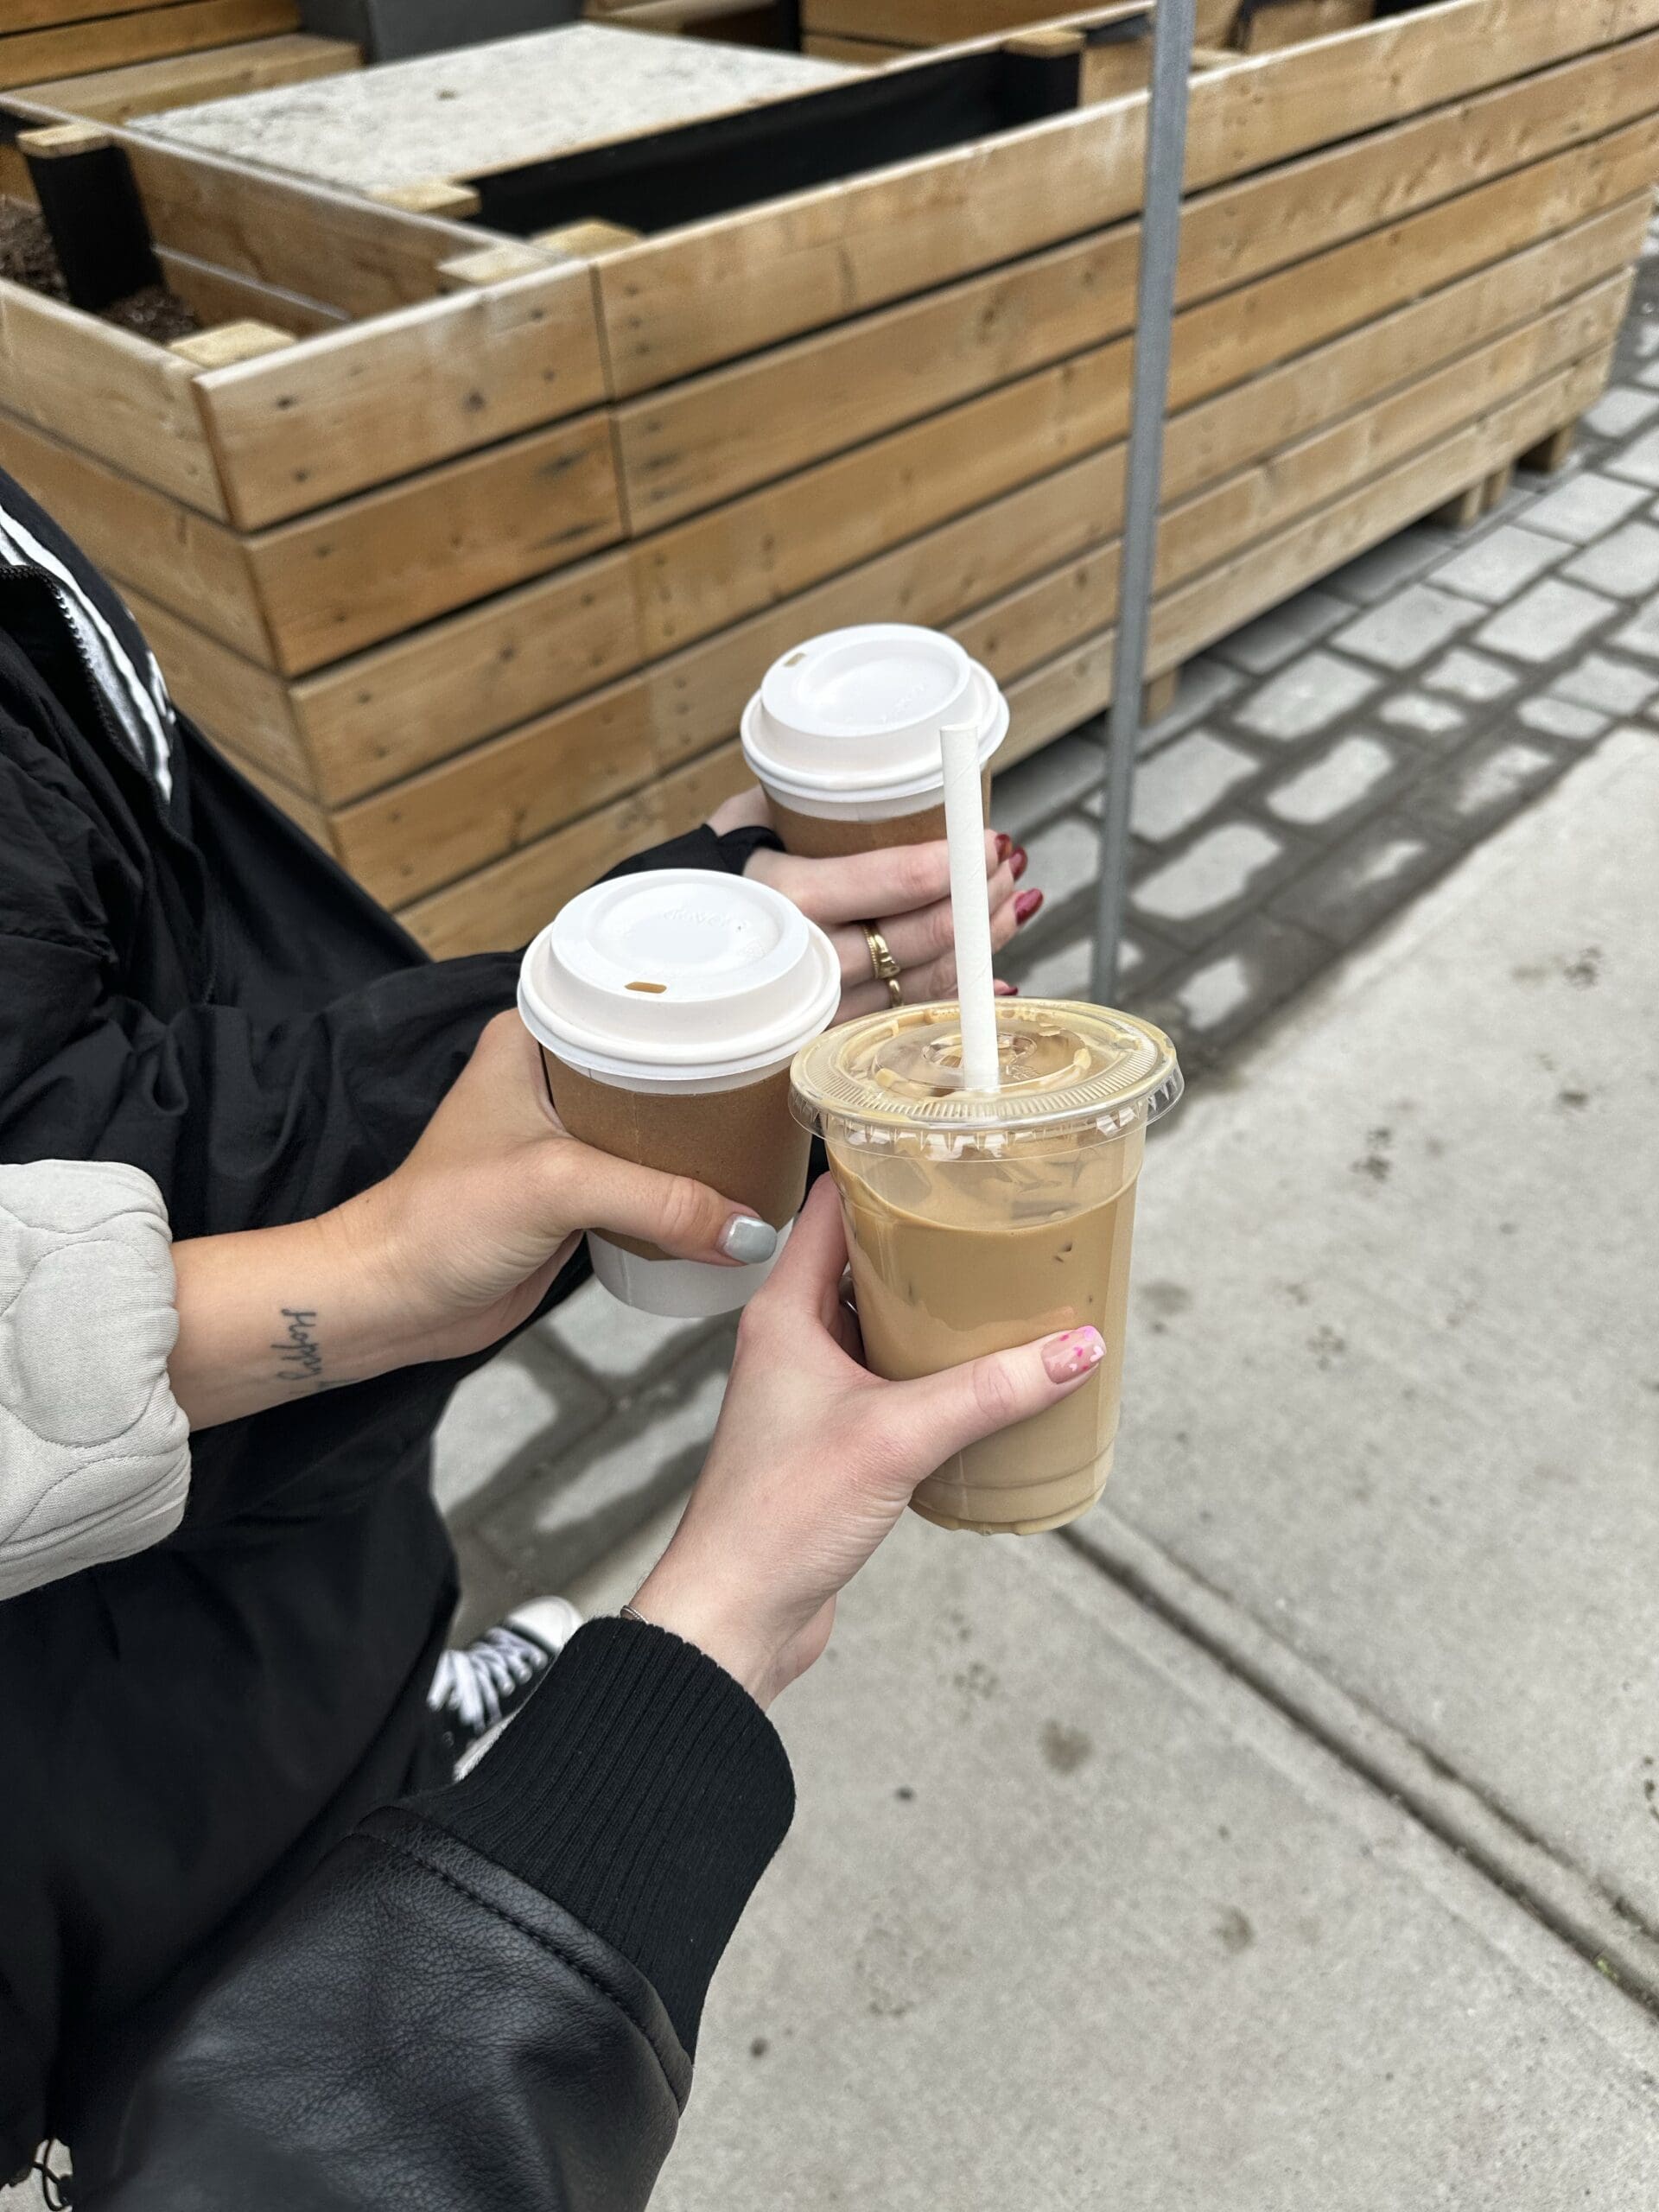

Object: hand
[343,1011,777,1363]
[709,788,1040,1020]
[629,1179,1106,1708]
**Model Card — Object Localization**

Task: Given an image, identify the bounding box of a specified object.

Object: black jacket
[0,467,792,2203]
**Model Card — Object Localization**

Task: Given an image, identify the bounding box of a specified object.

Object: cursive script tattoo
[272,1306,325,1391]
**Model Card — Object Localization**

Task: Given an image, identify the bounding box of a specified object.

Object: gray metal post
[1090,0,1197,1002]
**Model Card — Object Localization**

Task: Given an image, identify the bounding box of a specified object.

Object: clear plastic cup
[518,870,841,1316]
[792,999,1182,1533]
[741,624,1008,858]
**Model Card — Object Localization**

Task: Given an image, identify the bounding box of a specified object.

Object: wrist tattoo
[272,1306,325,1391]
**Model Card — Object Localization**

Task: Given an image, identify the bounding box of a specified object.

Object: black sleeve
[79,1622,793,2212]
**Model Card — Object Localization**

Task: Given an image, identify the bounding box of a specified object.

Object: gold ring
[860,922,901,987]
[885,975,904,1007]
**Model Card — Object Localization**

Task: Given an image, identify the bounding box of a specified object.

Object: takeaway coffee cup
[792,999,1181,1534]
[518,870,841,1317]
[740,623,1009,858]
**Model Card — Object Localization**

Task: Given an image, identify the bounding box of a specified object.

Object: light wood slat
[124,136,480,317]
[193,264,608,529]
[802,33,912,59]
[339,276,1624,907]
[630,187,1647,655]
[615,110,1659,526]
[6,0,181,30]
[292,550,640,804]
[0,0,299,89]
[0,281,225,515]
[245,412,621,673]
[0,408,270,659]
[124,584,315,793]
[154,249,347,338]
[998,346,1614,768]
[595,0,1659,394]
[799,0,1159,35]
[14,31,357,121]
[1235,0,1369,53]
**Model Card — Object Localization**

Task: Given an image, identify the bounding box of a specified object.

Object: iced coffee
[741,624,1007,858]
[792,1000,1181,1534]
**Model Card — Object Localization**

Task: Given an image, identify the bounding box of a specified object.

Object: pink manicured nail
[1015,888,1045,925]
[1042,1328,1105,1382]
[1009,845,1029,882]
[994,980,1019,996]
[995,831,1013,862]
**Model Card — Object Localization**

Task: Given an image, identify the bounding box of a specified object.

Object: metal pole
[1090,0,1197,1002]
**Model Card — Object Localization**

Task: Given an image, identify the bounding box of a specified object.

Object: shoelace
[428,1626,546,1737]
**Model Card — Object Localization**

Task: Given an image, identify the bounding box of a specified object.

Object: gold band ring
[860,921,901,987]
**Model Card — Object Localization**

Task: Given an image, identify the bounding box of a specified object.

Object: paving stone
[1264,734,1402,830]
[482,1344,733,1589]
[990,730,1100,838]
[1427,524,1564,604]
[540,1277,711,1393]
[1609,598,1659,661]
[1020,810,1100,905]
[1130,820,1290,935]
[1635,319,1659,359]
[1322,524,1455,605]
[1398,735,1560,841]
[1638,355,1659,387]
[1605,425,1659,487]
[1212,587,1350,675]
[1474,578,1617,664]
[1332,582,1486,671]
[1145,914,1327,1052]
[1379,690,1467,738]
[1140,654,1244,749]
[1550,652,1659,715]
[1234,650,1381,742]
[1521,470,1650,543]
[433,1348,607,1522]
[1583,385,1659,440]
[1421,646,1521,702]
[1516,696,1610,743]
[1268,813,1452,949]
[1129,730,1261,842]
[1561,518,1659,598]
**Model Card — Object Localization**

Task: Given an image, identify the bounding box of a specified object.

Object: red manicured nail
[995,831,1013,861]
[994,979,1019,996]
[1010,844,1029,882]
[1014,889,1044,925]
[1042,1327,1105,1382]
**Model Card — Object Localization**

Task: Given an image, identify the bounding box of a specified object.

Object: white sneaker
[429,1597,582,1777]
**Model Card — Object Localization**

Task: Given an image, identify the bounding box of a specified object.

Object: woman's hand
[709,788,1040,1020]
[629,1179,1105,1708]
[170,1014,770,1427]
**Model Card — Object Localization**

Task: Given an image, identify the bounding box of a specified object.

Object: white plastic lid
[741,624,1009,804]
[518,869,841,1084]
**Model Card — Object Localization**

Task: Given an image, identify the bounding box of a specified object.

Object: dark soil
[0,197,200,341]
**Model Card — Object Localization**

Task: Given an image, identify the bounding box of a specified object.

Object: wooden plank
[245,410,623,675]
[626,187,1649,655]
[615,109,1659,526]
[344,274,1626,907]
[0,407,271,660]
[1521,422,1578,474]
[0,0,299,90]
[122,584,315,793]
[154,247,346,337]
[16,34,360,126]
[803,33,912,60]
[192,261,608,529]
[803,0,1130,35]
[6,0,181,30]
[124,136,480,317]
[595,0,1659,394]
[367,181,481,219]
[168,319,296,368]
[0,280,226,514]
[1234,0,1370,53]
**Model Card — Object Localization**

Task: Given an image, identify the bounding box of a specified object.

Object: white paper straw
[939,718,1001,1094]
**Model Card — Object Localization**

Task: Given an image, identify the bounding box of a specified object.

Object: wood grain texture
[594,0,1659,393]
[0,0,298,89]
[154,248,347,337]
[193,262,608,528]
[615,109,1659,526]
[0,281,225,514]
[124,585,314,792]
[16,33,359,124]
[1234,0,1369,52]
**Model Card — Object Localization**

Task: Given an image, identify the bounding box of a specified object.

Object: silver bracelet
[619,1603,647,1625]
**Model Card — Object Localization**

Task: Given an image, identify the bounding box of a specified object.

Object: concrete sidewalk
[575,731,1659,2205]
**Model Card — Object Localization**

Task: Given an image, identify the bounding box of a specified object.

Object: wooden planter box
[0,0,1651,960]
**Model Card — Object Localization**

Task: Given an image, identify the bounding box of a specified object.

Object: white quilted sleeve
[0,1160,190,1600]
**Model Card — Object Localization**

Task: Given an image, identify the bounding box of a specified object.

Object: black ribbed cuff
[414,1618,794,2055]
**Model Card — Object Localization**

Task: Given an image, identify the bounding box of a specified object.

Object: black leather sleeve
[81,1813,690,2212]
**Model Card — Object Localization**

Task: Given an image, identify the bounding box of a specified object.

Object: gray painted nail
[719,1214,778,1265]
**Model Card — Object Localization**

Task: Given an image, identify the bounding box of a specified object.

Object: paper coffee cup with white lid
[741,624,1010,858]
[518,869,841,1317]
